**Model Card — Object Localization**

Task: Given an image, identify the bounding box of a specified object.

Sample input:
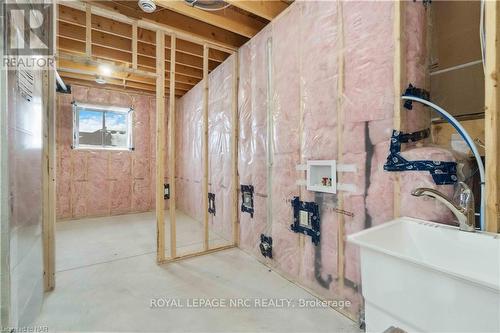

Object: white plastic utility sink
[348,217,500,333]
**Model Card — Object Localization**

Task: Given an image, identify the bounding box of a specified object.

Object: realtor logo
[4,2,54,56]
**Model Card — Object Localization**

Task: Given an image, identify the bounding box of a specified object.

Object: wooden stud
[202,44,209,251]
[156,30,166,263]
[231,52,239,246]
[169,35,177,258]
[85,3,91,57]
[132,22,138,70]
[393,0,406,219]
[41,1,57,292]
[42,63,56,291]
[484,0,500,232]
[336,0,345,290]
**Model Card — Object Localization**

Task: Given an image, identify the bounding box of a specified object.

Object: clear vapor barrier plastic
[237,0,459,322]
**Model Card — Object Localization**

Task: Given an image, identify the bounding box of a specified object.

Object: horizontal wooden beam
[58,19,229,64]
[60,73,186,96]
[155,0,265,38]
[82,0,247,49]
[58,38,206,79]
[57,52,157,78]
[57,60,195,91]
[225,0,288,21]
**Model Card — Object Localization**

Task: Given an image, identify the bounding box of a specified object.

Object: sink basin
[348,217,500,332]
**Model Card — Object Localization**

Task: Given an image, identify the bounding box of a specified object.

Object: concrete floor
[36,212,360,332]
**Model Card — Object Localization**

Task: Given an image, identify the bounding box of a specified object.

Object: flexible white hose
[55,70,68,92]
[401,96,485,231]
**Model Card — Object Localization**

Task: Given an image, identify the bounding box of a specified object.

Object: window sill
[72,145,134,152]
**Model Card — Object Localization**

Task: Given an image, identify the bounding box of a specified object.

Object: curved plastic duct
[184,0,230,11]
[401,96,486,231]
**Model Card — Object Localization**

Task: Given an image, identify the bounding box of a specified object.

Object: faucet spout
[411,182,475,232]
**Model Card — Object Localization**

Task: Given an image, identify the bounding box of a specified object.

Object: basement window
[72,102,133,150]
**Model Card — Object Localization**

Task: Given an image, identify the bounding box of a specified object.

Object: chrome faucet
[411,182,476,232]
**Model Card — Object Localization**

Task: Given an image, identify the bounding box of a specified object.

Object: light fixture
[138,0,156,13]
[98,64,112,76]
[95,75,106,85]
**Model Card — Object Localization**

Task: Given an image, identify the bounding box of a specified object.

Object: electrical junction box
[306,160,336,194]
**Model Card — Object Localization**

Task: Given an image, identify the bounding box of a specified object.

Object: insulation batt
[399,147,457,224]
[175,54,237,248]
[56,85,167,219]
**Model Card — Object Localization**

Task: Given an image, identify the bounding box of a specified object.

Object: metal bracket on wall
[240,185,254,218]
[259,234,273,259]
[164,184,170,200]
[290,196,321,245]
[208,192,216,216]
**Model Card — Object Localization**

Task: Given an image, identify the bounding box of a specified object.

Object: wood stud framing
[202,44,210,251]
[42,62,56,291]
[56,2,236,96]
[393,0,406,219]
[168,35,177,259]
[155,30,166,263]
[231,52,239,246]
[484,0,500,232]
[85,3,91,56]
[132,22,138,70]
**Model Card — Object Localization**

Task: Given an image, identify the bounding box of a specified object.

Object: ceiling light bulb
[99,64,112,76]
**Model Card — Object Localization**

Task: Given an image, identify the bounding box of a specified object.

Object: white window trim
[72,101,134,151]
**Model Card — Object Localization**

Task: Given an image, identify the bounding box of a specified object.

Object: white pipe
[54,70,68,92]
[401,96,485,231]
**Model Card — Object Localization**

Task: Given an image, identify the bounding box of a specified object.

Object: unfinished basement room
[1,0,499,332]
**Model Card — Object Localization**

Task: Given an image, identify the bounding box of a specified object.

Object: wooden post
[132,22,138,70]
[202,44,209,251]
[42,61,56,291]
[231,52,239,246]
[85,3,91,57]
[41,1,57,291]
[336,0,345,290]
[393,0,406,219]
[169,35,177,257]
[484,0,500,232]
[156,31,166,263]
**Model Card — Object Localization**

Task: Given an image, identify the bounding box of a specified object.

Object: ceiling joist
[56,0,290,96]
[155,0,266,38]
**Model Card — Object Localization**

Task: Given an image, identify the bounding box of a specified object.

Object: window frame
[72,101,134,151]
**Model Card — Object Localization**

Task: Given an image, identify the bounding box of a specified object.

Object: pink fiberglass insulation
[208,54,236,244]
[399,147,457,224]
[175,54,236,247]
[238,27,271,259]
[56,85,168,220]
[176,80,203,222]
[236,0,458,322]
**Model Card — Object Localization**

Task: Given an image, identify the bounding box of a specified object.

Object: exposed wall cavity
[56,86,168,220]
[175,54,237,251]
